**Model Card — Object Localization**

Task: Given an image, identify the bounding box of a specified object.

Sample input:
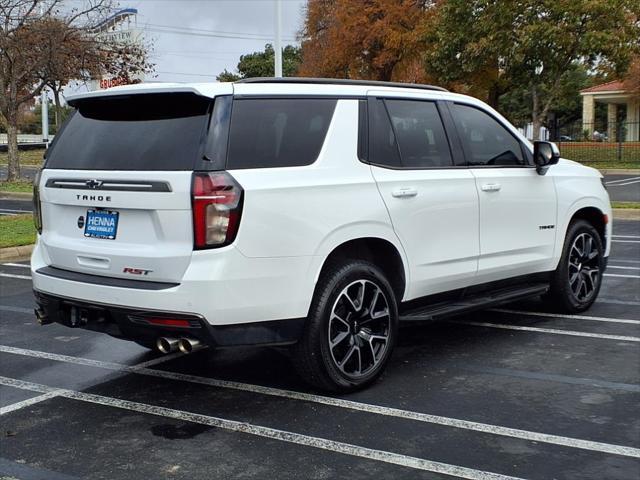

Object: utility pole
[274,0,282,77]
[41,88,49,145]
[40,3,49,145]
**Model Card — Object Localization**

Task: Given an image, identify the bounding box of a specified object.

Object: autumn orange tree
[623,56,640,97]
[298,0,432,82]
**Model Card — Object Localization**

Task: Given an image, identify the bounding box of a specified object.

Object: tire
[293,260,398,392]
[547,219,605,313]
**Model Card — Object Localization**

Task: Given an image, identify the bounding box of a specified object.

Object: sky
[118,0,307,83]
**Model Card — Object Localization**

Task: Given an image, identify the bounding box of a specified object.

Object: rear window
[226,98,337,169]
[45,93,212,171]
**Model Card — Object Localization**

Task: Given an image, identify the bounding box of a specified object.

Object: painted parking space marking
[0,305,32,314]
[1,345,639,459]
[608,265,640,270]
[452,320,640,342]
[0,376,526,480]
[0,272,32,280]
[0,391,62,415]
[0,348,180,416]
[2,263,30,268]
[604,273,640,278]
[612,240,640,244]
[490,308,640,325]
[608,180,640,186]
[598,298,640,306]
[605,176,640,185]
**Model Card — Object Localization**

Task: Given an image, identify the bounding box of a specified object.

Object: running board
[399,283,549,322]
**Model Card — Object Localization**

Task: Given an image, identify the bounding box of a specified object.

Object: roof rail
[235,77,448,92]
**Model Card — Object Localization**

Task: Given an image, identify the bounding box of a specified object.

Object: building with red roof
[580,80,639,141]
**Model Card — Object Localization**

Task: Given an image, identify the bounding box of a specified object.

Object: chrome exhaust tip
[178,337,201,354]
[34,308,51,325]
[156,337,179,354]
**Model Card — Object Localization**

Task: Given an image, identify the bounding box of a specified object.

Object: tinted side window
[452,104,524,166]
[370,99,402,167]
[385,100,452,168]
[227,98,337,169]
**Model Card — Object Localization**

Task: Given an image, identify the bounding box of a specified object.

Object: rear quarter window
[45,93,212,171]
[226,98,337,169]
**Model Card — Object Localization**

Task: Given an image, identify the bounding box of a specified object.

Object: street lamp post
[274,0,282,77]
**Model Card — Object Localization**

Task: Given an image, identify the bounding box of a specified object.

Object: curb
[0,191,32,200]
[612,208,640,221]
[0,244,33,262]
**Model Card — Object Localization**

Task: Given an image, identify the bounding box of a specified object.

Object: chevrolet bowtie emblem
[86,179,103,189]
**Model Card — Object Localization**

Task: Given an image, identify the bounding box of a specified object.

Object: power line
[144,22,293,39]
[142,24,297,41]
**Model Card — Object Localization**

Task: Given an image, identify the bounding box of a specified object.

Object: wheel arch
[569,206,607,247]
[311,236,408,305]
[555,196,612,265]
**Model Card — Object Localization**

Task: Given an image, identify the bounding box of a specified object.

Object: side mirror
[533,141,560,174]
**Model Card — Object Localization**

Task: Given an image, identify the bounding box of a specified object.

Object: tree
[298,0,432,82]
[216,69,240,82]
[622,55,640,97]
[0,0,152,180]
[425,0,640,139]
[498,63,591,128]
[216,44,301,81]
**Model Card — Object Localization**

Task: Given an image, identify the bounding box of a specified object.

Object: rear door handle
[392,187,418,198]
[481,183,502,192]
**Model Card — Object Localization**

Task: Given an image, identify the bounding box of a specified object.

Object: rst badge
[123,267,153,276]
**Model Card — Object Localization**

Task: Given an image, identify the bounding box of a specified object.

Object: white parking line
[612,235,640,239]
[0,391,62,415]
[1,345,638,458]
[605,273,640,278]
[0,376,525,480]
[490,308,640,325]
[0,208,31,213]
[612,240,640,244]
[609,180,640,186]
[608,265,640,270]
[0,273,31,280]
[2,263,30,268]
[0,349,179,415]
[605,176,640,185]
[453,321,640,342]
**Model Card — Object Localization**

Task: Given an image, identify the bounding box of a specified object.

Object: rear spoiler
[64,82,233,107]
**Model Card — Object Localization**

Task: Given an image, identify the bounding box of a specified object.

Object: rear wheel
[293,260,398,392]
[548,220,604,313]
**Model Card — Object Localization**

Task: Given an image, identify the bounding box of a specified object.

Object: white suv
[32,78,611,391]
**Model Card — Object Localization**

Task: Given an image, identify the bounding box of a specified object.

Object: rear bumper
[31,241,315,326]
[34,290,304,348]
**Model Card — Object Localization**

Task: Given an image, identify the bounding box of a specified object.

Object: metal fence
[550,121,640,167]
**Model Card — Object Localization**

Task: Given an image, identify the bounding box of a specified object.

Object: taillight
[191,171,243,249]
[33,170,42,234]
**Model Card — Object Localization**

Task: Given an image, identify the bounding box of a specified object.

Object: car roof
[64,78,480,105]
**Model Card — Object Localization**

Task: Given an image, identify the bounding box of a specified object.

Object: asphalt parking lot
[0,221,638,480]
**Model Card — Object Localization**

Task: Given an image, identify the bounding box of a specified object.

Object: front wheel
[293,260,398,392]
[548,220,605,313]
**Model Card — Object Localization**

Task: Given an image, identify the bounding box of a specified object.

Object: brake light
[33,171,43,234]
[191,172,243,249]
